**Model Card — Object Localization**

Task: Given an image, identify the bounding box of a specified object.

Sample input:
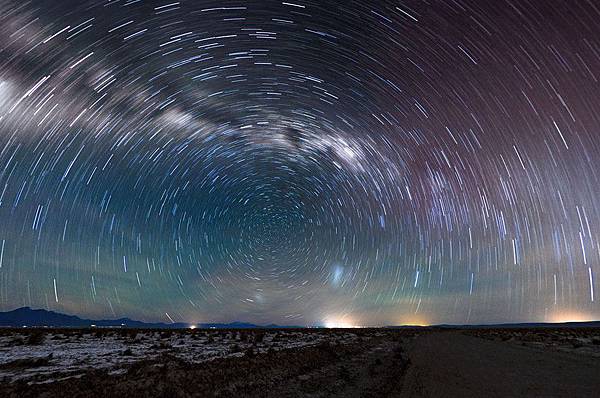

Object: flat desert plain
[0,327,599,397]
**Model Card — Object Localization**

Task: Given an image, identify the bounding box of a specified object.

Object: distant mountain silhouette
[0,307,188,328]
[0,307,298,329]
[8,307,595,329]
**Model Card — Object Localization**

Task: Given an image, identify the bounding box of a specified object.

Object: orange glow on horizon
[395,316,431,327]
[547,310,597,324]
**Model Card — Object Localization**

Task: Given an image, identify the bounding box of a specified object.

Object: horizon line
[1,306,599,328]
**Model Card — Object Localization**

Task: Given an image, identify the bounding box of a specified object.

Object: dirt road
[399,331,600,397]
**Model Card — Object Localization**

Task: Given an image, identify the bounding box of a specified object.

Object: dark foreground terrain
[0,327,599,397]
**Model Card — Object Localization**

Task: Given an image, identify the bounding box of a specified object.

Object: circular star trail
[0,0,598,325]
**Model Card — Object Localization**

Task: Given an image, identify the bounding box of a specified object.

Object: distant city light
[548,311,596,324]
[323,316,359,328]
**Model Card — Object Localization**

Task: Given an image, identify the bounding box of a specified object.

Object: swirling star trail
[0,0,598,326]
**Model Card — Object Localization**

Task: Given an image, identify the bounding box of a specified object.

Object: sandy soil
[0,328,599,397]
[0,328,364,384]
[0,329,413,397]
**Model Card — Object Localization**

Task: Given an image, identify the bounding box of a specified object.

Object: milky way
[0,0,598,326]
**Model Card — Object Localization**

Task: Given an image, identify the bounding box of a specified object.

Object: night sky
[0,0,598,326]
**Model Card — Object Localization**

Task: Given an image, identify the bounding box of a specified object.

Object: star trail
[0,0,598,326]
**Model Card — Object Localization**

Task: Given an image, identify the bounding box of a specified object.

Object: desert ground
[0,327,599,397]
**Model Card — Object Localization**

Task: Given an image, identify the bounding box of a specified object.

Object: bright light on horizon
[323,316,359,328]
[548,310,597,324]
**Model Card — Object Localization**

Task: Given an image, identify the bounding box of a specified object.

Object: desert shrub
[26,331,45,345]
[0,354,52,369]
[254,332,265,343]
[159,342,171,350]
[393,345,404,358]
[11,336,24,346]
[339,365,352,382]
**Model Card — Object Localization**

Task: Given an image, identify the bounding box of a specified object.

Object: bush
[26,331,45,345]
[339,365,352,382]
[0,354,52,369]
[11,337,24,346]
[254,332,265,343]
[572,341,584,349]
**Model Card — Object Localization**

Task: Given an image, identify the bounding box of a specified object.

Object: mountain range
[0,307,598,329]
[0,307,297,329]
